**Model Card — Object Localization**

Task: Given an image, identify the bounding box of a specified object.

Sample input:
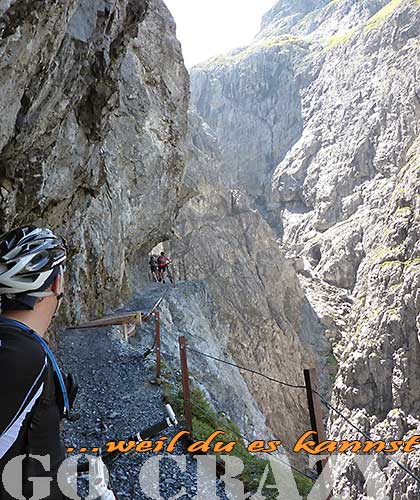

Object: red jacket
[158,256,171,268]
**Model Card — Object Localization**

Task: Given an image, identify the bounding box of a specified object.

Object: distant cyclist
[157,252,172,284]
[149,254,159,282]
[0,226,76,500]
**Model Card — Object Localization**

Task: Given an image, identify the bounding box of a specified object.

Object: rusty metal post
[155,312,161,381]
[304,368,331,498]
[179,336,193,432]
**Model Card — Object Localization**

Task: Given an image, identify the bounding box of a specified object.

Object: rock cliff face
[190,0,420,497]
[257,0,329,39]
[329,137,420,499]
[0,0,189,321]
[167,111,330,459]
[190,40,305,200]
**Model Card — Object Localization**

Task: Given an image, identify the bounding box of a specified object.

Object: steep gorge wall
[191,43,305,199]
[190,0,420,497]
[329,136,420,498]
[167,111,329,464]
[190,0,397,205]
[0,0,189,321]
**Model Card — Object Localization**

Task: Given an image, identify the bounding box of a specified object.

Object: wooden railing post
[304,368,331,499]
[155,312,161,381]
[179,336,193,432]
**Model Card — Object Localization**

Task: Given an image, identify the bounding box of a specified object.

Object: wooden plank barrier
[70,311,143,330]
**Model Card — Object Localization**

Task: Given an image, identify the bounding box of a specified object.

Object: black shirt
[0,324,65,499]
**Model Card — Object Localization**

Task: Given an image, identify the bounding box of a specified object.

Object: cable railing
[155,321,420,488]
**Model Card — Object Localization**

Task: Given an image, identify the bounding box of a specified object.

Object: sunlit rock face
[190,44,305,199]
[168,110,328,466]
[0,0,189,321]
[257,0,330,38]
[189,0,420,496]
[328,140,420,498]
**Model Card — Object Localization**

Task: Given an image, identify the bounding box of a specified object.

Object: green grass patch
[404,257,420,268]
[258,35,305,49]
[328,30,355,48]
[378,257,420,270]
[389,283,402,289]
[371,244,406,264]
[163,382,313,498]
[379,260,403,269]
[365,0,404,31]
[327,352,338,368]
[201,35,307,67]
[358,292,367,307]
[385,307,401,319]
[365,338,381,348]
[395,207,413,217]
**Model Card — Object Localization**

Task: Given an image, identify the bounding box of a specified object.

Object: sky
[164,0,277,68]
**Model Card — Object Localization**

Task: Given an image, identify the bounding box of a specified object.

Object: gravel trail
[58,284,231,499]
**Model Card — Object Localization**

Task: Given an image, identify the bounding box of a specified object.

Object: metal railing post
[304,368,331,499]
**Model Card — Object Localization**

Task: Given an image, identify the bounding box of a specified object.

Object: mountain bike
[165,264,175,286]
[140,297,163,358]
[159,262,176,286]
[67,404,178,500]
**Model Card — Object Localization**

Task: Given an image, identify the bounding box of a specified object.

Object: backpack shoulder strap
[0,317,70,417]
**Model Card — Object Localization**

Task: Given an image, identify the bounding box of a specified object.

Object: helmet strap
[27,290,56,298]
[52,292,64,318]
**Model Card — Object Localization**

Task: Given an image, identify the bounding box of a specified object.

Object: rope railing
[188,398,317,484]
[314,391,420,485]
[161,357,316,484]
[183,344,420,486]
[185,347,307,390]
[147,305,420,489]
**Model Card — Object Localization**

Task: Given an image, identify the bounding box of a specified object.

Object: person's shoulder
[0,325,46,378]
